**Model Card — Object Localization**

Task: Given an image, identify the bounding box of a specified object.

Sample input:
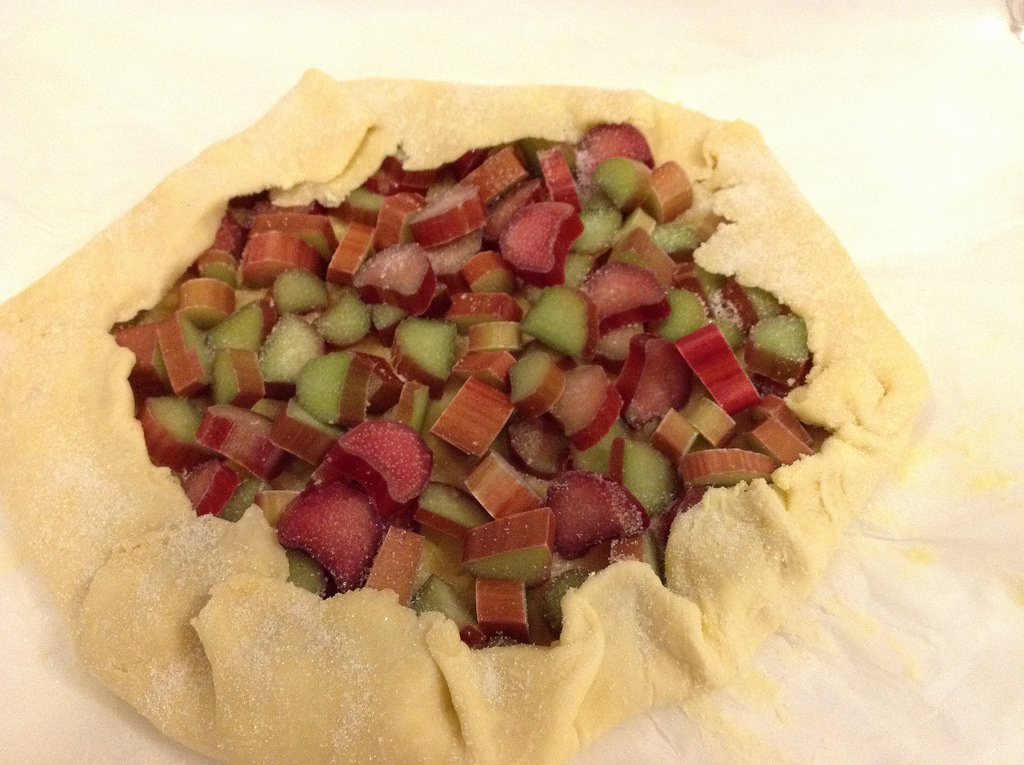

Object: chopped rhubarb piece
[195,250,239,287]
[520,285,598,359]
[259,313,324,399]
[315,288,371,348]
[156,313,211,397]
[352,350,404,414]
[743,314,811,386]
[651,221,700,257]
[372,191,426,251]
[386,379,431,431]
[314,419,433,517]
[461,249,518,294]
[608,227,675,288]
[716,278,762,332]
[592,157,653,213]
[674,323,761,415]
[294,351,376,427]
[195,404,287,481]
[464,451,542,519]
[608,532,662,577]
[365,155,440,195]
[744,415,814,466]
[211,347,265,407]
[412,574,482,641]
[466,321,522,353]
[447,147,489,179]
[509,348,566,417]
[482,177,544,243]
[413,482,492,541]
[429,376,515,456]
[139,396,209,472]
[608,437,679,516]
[572,193,622,257]
[655,288,708,342]
[474,578,530,644]
[272,269,329,314]
[212,209,248,256]
[114,321,168,396]
[642,161,693,224]
[679,447,776,487]
[276,481,386,592]
[353,242,437,317]
[462,507,555,586]
[425,230,483,288]
[650,408,699,461]
[445,291,523,329]
[336,186,383,226]
[408,184,486,247]
[649,485,707,547]
[537,145,580,210]
[207,297,277,353]
[545,470,648,559]
[506,412,569,479]
[178,277,235,329]
[239,230,322,288]
[182,458,242,516]
[458,145,529,204]
[284,548,330,598]
[499,201,583,287]
[391,317,457,395]
[614,333,692,428]
[550,365,624,451]
[540,567,589,636]
[364,526,425,606]
[269,399,341,465]
[682,395,737,447]
[251,212,339,258]
[453,350,516,388]
[749,394,814,446]
[327,221,375,286]
[582,262,670,333]
[575,122,655,178]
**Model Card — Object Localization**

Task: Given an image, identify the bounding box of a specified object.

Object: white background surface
[2,1,1024,763]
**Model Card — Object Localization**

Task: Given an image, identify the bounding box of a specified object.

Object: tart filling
[113,123,826,647]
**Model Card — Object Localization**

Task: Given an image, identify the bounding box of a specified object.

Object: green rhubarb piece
[745,286,783,320]
[294,352,356,425]
[179,315,213,374]
[592,157,652,212]
[272,269,329,314]
[571,193,622,256]
[218,476,264,523]
[541,568,589,634]
[612,207,657,244]
[286,548,329,597]
[412,574,478,630]
[748,314,809,362]
[520,285,591,357]
[620,439,678,516]
[463,544,552,586]
[393,317,457,384]
[562,252,596,289]
[696,265,726,295]
[656,288,708,341]
[713,318,744,350]
[418,482,492,531]
[259,314,324,386]
[146,396,202,443]
[515,137,575,176]
[571,418,627,473]
[210,347,256,405]
[345,186,384,219]
[650,221,700,256]
[208,300,266,352]
[371,302,407,334]
[315,288,370,347]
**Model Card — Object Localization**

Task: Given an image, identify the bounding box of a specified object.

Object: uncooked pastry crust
[0,71,927,764]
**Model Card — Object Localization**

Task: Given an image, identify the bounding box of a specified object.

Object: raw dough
[0,71,927,764]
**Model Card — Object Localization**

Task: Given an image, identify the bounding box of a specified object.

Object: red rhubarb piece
[365,155,439,195]
[212,210,248,256]
[614,333,692,428]
[575,122,655,178]
[139,396,208,472]
[177,277,235,329]
[464,451,542,519]
[364,526,425,606]
[327,221,375,286]
[251,212,339,258]
[353,243,437,316]
[679,448,775,487]
[156,313,209,397]
[458,145,530,204]
[643,160,693,223]
[452,350,516,388]
[550,364,624,451]
[717,278,762,331]
[545,470,649,559]
[194,404,287,481]
[372,191,426,251]
[462,507,556,587]
[482,178,544,245]
[674,323,761,415]
[269,399,341,465]
[425,230,483,289]
[276,481,386,592]
[445,291,523,328]
[582,262,670,333]
[429,376,515,457]
[474,578,530,644]
[315,418,433,517]
[498,201,583,287]
[609,227,675,288]
[182,459,242,516]
[461,249,518,294]
[744,415,814,466]
[114,321,168,396]
[506,412,569,479]
[409,184,486,247]
[239,230,322,288]
[537,146,580,210]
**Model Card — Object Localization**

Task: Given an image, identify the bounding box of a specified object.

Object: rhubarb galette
[0,71,927,765]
